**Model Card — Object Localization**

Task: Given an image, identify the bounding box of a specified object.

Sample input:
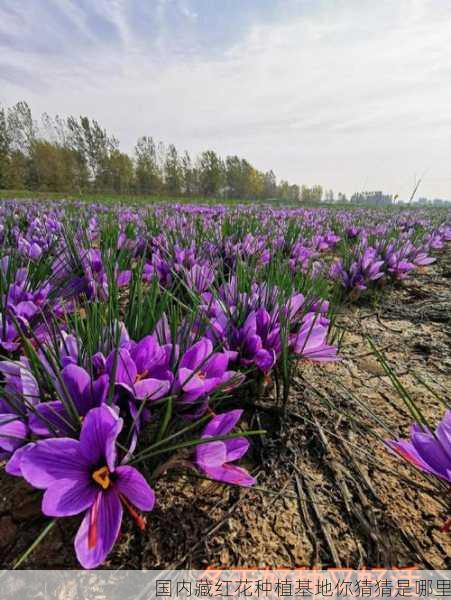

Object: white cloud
[1,0,451,198]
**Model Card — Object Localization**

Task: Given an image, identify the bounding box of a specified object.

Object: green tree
[0,101,305,199]
[198,150,224,196]
[7,101,37,155]
[181,151,196,196]
[301,185,323,203]
[225,155,243,197]
[164,144,182,195]
[105,149,135,193]
[263,170,277,199]
[134,136,163,194]
[66,116,117,191]
[0,106,10,188]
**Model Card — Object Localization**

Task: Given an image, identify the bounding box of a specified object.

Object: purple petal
[219,370,245,391]
[196,440,227,468]
[0,414,28,452]
[60,334,79,365]
[79,405,122,472]
[204,353,228,378]
[5,442,34,477]
[74,490,123,569]
[225,437,250,461]
[14,300,38,320]
[21,438,88,489]
[117,270,132,287]
[242,312,257,335]
[29,401,72,437]
[42,478,96,516]
[411,430,450,481]
[133,378,170,401]
[254,348,275,372]
[286,293,305,319]
[203,464,256,487]
[386,438,433,473]
[131,335,159,375]
[115,465,155,511]
[90,374,110,407]
[61,364,90,414]
[203,409,243,437]
[255,308,271,332]
[178,368,206,392]
[106,348,137,386]
[0,361,21,377]
[436,410,451,451]
[179,339,212,370]
[303,344,338,362]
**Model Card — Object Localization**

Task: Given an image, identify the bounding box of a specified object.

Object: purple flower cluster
[0,198,448,568]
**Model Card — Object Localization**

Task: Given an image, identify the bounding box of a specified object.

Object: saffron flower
[387,411,451,483]
[195,409,256,486]
[20,405,155,569]
[290,315,337,362]
[29,364,109,436]
[106,335,173,401]
[175,338,236,405]
[185,264,215,293]
[234,308,280,373]
[0,413,28,455]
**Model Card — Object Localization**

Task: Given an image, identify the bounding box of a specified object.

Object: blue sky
[1,0,451,198]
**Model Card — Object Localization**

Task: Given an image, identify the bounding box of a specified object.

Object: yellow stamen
[92,466,111,490]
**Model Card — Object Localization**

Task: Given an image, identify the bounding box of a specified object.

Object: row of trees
[0,101,307,201]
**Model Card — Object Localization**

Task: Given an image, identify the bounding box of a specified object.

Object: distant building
[350,191,393,206]
[414,197,451,207]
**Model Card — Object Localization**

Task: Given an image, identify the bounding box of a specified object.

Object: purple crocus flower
[106,335,173,401]
[384,243,415,280]
[0,413,28,456]
[0,358,38,467]
[289,244,316,274]
[29,364,109,436]
[284,293,305,321]
[290,315,337,362]
[175,338,235,405]
[18,237,43,260]
[59,333,80,367]
[234,308,280,373]
[20,405,155,569]
[411,250,435,267]
[387,411,451,483]
[116,270,132,287]
[105,336,173,447]
[195,409,256,486]
[185,264,215,293]
[81,248,129,301]
[330,246,384,293]
[0,315,22,353]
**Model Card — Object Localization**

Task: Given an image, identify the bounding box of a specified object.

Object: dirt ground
[1,250,449,569]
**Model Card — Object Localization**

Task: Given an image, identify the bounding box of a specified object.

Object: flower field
[0,198,449,569]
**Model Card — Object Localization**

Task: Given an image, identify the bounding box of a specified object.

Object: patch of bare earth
[1,250,449,569]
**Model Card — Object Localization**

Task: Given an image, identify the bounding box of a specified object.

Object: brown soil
[1,251,450,569]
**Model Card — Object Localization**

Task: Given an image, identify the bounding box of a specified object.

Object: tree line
[0,101,314,201]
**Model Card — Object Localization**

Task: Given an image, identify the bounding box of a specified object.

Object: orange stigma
[135,370,149,382]
[120,494,147,531]
[88,494,101,549]
[92,466,111,490]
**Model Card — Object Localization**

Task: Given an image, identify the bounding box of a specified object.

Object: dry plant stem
[294,465,341,567]
[294,472,320,566]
